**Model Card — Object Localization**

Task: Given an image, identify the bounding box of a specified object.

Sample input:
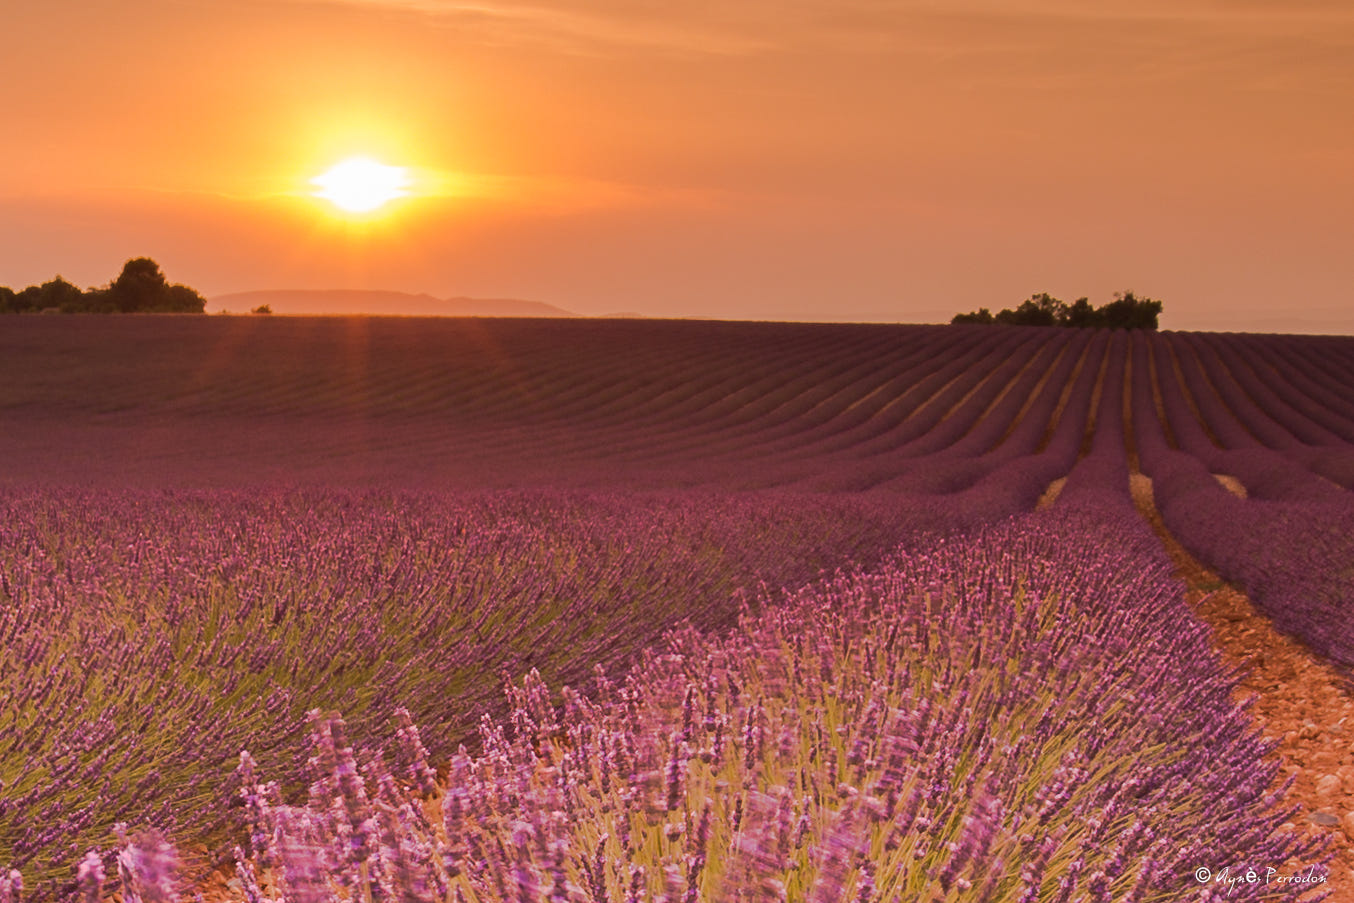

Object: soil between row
[1129,473,1354,897]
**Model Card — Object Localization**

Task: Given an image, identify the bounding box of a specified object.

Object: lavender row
[1174,333,1354,488]
[941,330,1090,460]
[550,329,987,490]
[1148,337,1338,501]
[80,502,1325,903]
[775,329,1032,492]
[879,331,1053,459]
[1253,335,1354,413]
[1132,356,1354,669]
[1231,334,1354,439]
[1175,334,1311,451]
[875,331,1090,497]
[1055,332,1133,509]
[1203,336,1352,446]
[698,329,981,461]
[411,326,998,492]
[926,329,1116,508]
[820,330,1095,495]
[510,325,967,471]
[1193,334,1354,490]
[0,488,972,899]
[761,330,1021,488]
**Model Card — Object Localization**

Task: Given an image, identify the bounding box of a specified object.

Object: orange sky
[2,1,1352,331]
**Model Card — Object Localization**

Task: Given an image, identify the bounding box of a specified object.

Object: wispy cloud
[280,0,793,55]
[276,0,1354,66]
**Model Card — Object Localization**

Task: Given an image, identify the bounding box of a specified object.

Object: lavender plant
[223,504,1325,903]
[1133,338,1354,667]
[0,488,964,898]
[3,322,1352,902]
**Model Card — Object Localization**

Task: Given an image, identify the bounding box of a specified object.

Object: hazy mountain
[211,289,577,318]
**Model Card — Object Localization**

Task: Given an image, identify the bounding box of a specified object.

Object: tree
[1,258,206,314]
[105,258,165,312]
[100,258,206,313]
[951,290,1162,329]
[1097,290,1162,330]
[994,292,1061,327]
[1057,297,1100,328]
[162,283,208,313]
[951,307,994,325]
[16,277,85,313]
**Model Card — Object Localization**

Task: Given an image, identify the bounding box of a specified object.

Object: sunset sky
[2,1,1352,331]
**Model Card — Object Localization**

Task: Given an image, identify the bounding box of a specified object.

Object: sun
[310,157,412,213]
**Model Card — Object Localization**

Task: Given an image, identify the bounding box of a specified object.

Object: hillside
[4,316,1354,493]
[5,316,1354,898]
[210,289,576,318]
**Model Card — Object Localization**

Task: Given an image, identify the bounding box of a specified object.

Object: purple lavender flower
[0,870,22,903]
[76,852,105,903]
[114,826,179,903]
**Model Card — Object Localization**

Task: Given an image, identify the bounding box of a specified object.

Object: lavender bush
[4,323,1354,901]
[220,504,1324,902]
[1133,340,1354,668]
[0,488,955,898]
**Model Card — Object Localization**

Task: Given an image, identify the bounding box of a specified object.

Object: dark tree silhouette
[0,258,206,314]
[15,277,86,313]
[952,291,1162,329]
[994,292,1061,326]
[1097,291,1162,330]
[1058,297,1099,328]
[102,258,206,313]
[107,258,165,312]
[951,307,994,325]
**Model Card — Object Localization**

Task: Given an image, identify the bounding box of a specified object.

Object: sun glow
[310,157,412,213]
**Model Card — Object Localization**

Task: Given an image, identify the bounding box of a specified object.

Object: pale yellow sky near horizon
[2,0,1352,331]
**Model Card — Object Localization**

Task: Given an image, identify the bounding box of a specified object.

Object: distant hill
[211,289,577,318]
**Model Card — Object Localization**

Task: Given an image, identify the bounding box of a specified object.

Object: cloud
[278,0,792,55]
[272,0,1354,66]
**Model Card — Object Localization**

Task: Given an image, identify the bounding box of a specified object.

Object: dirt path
[1129,473,1354,897]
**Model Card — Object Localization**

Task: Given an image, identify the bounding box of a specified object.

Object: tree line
[953,291,1162,329]
[0,258,206,314]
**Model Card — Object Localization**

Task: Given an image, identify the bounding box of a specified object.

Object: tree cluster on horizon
[953,291,1163,329]
[0,258,206,314]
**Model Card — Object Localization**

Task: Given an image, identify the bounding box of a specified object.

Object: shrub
[953,292,1162,329]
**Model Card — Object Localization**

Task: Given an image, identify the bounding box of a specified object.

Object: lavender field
[2,317,1353,901]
